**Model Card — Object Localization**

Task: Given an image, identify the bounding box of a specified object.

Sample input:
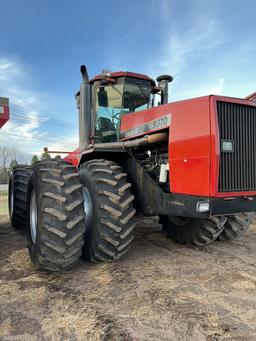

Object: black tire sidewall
[160,215,193,239]
[8,165,32,229]
[167,217,195,243]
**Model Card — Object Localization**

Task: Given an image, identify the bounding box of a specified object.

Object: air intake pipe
[156,74,173,104]
[94,132,168,150]
[77,65,92,152]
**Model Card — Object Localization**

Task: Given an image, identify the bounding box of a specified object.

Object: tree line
[0,146,60,184]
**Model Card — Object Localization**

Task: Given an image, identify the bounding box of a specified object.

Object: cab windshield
[94,78,152,142]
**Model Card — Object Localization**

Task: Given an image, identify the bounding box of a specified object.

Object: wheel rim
[83,187,93,228]
[30,190,37,243]
[10,180,14,217]
[168,216,189,226]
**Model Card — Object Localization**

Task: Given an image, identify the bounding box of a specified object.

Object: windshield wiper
[135,82,148,101]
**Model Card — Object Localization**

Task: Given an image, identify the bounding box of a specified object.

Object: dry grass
[0,214,256,340]
[0,193,7,216]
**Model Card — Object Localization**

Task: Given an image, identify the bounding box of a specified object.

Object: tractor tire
[160,215,227,246]
[26,159,86,271]
[79,159,136,262]
[218,213,254,241]
[8,165,32,229]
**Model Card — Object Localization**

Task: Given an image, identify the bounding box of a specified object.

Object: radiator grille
[217,101,256,192]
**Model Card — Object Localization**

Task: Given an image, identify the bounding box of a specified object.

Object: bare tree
[0,146,26,183]
[0,146,23,167]
[0,146,9,169]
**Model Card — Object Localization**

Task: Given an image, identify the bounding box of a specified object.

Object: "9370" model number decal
[122,114,172,138]
[152,116,171,129]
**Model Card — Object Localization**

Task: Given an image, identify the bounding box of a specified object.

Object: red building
[0,97,9,128]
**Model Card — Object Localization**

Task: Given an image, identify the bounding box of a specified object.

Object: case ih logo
[122,114,172,138]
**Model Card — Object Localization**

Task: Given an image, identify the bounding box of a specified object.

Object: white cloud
[0,57,40,110]
[206,78,225,95]
[144,3,256,101]
[0,57,40,154]
[0,57,78,159]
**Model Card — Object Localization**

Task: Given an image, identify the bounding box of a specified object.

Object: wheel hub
[168,216,189,226]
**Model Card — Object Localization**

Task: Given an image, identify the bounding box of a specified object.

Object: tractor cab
[90,71,156,142]
[76,66,172,151]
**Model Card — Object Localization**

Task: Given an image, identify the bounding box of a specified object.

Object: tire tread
[79,159,136,262]
[27,160,86,271]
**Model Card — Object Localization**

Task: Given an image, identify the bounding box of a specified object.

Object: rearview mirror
[98,87,108,107]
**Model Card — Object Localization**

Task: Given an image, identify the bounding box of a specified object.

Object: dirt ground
[0,193,256,341]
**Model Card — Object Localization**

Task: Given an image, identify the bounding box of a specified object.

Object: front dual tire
[25,159,135,271]
[79,159,136,262]
[26,160,86,271]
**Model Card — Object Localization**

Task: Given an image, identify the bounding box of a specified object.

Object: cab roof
[90,71,155,85]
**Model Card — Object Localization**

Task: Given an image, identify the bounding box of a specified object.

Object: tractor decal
[120,114,171,139]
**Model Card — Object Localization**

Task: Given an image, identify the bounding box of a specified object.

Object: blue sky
[0,0,255,157]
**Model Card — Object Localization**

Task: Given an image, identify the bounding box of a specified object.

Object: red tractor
[8,66,256,271]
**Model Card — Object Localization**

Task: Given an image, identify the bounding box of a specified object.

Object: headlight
[196,201,210,213]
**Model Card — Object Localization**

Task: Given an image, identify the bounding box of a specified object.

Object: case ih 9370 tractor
[9,66,256,271]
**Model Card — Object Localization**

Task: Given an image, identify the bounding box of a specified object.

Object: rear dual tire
[218,213,254,241]
[161,212,254,245]
[160,215,227,246]
[8,165,32,229]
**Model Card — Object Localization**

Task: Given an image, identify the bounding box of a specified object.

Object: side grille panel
[217,101,256,192]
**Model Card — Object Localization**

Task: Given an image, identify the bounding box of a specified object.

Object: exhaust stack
[77,65,92,152]
[157,74,173,104]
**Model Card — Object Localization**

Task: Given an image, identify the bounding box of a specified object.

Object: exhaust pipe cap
[156,75,173,83]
